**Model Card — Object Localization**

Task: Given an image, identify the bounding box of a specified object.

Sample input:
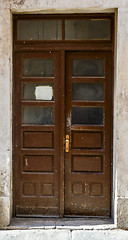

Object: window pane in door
[72,59,104,77]
[65,19,110,40]
[72,83,104,101]
[17,20,62,40]
[72,107,103,125]
[23,59,54,77]
[23,83,54,101]
[23,107,54,125]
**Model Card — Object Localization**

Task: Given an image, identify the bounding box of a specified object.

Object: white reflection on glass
[35,86,53,100]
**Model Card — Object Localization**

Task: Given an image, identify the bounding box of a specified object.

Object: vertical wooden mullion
[62,19,65,40]
[12,52,17,216]
[13,52,22,216]
[59,50,65,217]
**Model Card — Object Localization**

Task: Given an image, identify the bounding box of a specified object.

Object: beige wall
[0,0,128,229]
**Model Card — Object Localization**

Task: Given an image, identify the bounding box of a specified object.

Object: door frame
[13,13,114,218]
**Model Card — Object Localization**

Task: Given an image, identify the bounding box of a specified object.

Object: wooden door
[13,51,61,216]
[64,51,113,216]
[13,50,113,217]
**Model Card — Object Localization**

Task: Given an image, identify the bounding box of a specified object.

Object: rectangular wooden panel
[72,182,84,195]
[40,183,54,196]
[72,155,103,172]
[23,131,54,148]
[72,131,103,149]
[23,155,53,172]
[89,182,103,196]
[22,182,36,196]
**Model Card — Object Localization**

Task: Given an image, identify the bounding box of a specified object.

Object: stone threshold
[1,217,116,230]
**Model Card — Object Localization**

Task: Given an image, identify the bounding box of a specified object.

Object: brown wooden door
[64,51,112,216]
[13,50,113,217]
[14,51,61,216]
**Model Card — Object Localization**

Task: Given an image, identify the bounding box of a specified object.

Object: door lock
[65,135,70,152]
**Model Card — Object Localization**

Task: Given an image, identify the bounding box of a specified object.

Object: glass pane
[65,19,110,40]
[23,107,54,125]
[17,20,62,40]
[23,83,54,101]
[72,107,103,125]
[72,83,104,101]
[23,59,54,77]
[72,59,104,77]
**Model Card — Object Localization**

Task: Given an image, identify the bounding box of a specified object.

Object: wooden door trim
[59,50,66,217]
[14,44,113,52]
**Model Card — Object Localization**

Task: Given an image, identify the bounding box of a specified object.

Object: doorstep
[2,217,116,230]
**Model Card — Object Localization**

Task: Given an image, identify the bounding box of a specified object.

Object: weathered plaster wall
[0,0,128,229]
[116,8,128,229]
[0,7,12,226]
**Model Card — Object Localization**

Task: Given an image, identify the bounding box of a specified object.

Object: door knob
[65,135,70,152]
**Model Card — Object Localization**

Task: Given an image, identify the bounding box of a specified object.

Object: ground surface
[0,229,128,240]
[0,218,128,240]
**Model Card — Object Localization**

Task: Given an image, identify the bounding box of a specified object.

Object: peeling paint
[11,0,26,6]
[66,113,71,130]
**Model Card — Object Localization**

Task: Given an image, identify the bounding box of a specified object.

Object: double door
[13,50,112,217]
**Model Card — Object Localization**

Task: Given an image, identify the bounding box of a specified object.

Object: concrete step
[0,229,128,240]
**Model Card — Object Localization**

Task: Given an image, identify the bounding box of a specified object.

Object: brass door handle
[65,135,69,152]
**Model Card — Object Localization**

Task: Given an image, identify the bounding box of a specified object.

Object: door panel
[14,51,60,216]
[64,51,112,216]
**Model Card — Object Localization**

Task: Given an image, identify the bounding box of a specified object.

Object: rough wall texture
[0,0,128,229]
[0,7,11,226]
[116,8,128,229]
